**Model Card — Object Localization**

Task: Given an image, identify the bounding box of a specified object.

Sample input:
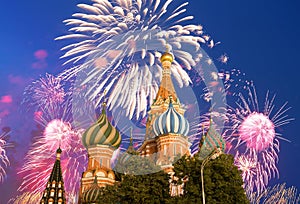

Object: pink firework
[19,73,89,202]
[239,112,275,151]
[234,152,269,197]
[224,83,293,196]
[43,119,74,150]
[22,73,68,113]
[17,118,87,203]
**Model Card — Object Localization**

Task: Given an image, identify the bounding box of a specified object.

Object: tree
[170,152,249,204]
[98,151,171,204]
[97,151,248,204]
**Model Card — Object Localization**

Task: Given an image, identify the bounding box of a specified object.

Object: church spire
[127,127,135,153]
[153,46,178,105]
[40,148,66,204]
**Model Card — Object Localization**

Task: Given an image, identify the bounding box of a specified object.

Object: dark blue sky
[192,0,300,189]
[0,0,299,202]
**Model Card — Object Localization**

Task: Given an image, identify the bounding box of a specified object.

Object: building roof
[40,148,66,204]
[82,103,121,149]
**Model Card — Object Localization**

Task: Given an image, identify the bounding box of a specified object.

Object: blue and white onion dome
[82,104,121,149]
[153,101,189,136]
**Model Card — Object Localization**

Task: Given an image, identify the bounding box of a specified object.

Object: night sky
[0,0,299,202]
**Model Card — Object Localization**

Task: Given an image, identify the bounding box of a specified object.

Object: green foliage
[116,170,171,204]
[171,153,249,204]
[98,154,171,204]
[96,152,249,204]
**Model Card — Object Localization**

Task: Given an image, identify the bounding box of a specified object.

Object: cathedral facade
[77,50,190,203]
[41,50,191,204]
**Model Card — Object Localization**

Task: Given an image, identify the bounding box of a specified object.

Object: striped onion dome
[82,176,101,203]
[82,105,121,149]
[153,101,189,137]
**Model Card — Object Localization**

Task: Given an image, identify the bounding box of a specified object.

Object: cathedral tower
[139,50,190,172]
[79,103,121,203]
[40,148,66,204]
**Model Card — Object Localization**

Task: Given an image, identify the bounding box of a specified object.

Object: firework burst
[17,74,88,202]
[8,192,42,204]
[0,129,12,183]
[22,73,68,112]
[251,183,300,204]
[194,70,293,197]
[17,118,87,203]
[234,152,270,197]
[56,0,214,120]
[224,83,293,196]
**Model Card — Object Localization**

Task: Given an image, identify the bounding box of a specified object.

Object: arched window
[58,198,63,204]
[48,198,54,204]
[44,190,47,196]
[50,189,55,197]
[58,189,62,197]
[58,181,62,188]
[52,181,56,188]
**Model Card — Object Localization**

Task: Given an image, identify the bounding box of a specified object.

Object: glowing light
[17,74,87,201]
[224,82,293,196]
[239,112,275,151]
[17,118,87,201]
[56,0,214,120]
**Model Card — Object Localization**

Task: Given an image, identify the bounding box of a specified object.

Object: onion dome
[198,120,226,160]
[82,176,102,203]
[82,104,121,149]
[153,101,189,136]
[160,52,174,63]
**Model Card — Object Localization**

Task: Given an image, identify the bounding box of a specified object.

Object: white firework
[56,0,210,120]
[0,130,12,183]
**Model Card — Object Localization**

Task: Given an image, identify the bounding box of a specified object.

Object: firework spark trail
[22,73,68,113]
[17,119,87,202]
[234,152,270,197]
[8,192,42,204]
[56,0,215,120]
[223,82,293,196]
[0,130,12,183]
[194,70,293,197]
[17,74,88,202]
[9,191,77,204]
[251,183,300,204]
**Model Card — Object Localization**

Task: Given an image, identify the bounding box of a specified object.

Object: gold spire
[102,89,107,107]
[160,44,174,68]
[153,44,177,105]
[56,147,62,160]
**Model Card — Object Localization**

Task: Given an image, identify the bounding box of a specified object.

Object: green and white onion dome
[82,106,121,149]
[82,178,101,203]
[153,102,189,136]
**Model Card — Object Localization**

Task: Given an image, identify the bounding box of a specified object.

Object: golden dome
[160,52,174,63]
